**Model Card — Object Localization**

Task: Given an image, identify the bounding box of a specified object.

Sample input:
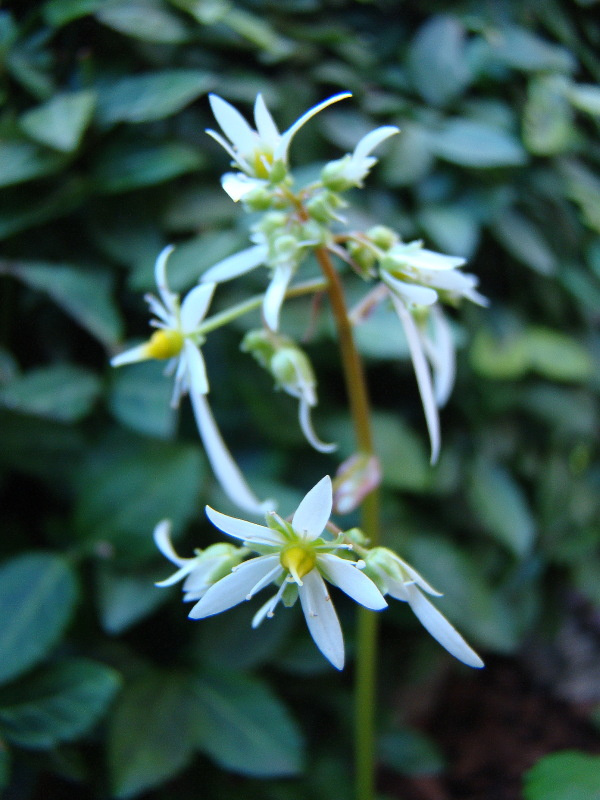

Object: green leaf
[109,361,177,440]
[0,181,85,241]
[523,76,573,156]
[418,205,480,258]
[91,140,204,193]
[96,70,212,126]
[381,123,434,186]
[95,564,168,634]
[0,365,101,423]
[486,25,576,73]
[525,327,593,382]
[108,671,196,798]
[470,327,529,380]
[492,209,557,275]
[0,658,120,749]
[43,0,105,26]
[75,434,204,554]
[96,0,191,43]
[425,119,527,168]
[374,413,431,492]
[468,461,535,556]
[567,83,600,116]
[379,729,445,775]
[20,91,96,152]
[0,140,67,187]
[524,751,600,800]
[191,669,304,776]
[408,16,470,106]
[0,553,78,686]
[5,260,122,346]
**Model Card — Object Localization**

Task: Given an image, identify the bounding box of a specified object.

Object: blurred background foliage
[1,0,599,797]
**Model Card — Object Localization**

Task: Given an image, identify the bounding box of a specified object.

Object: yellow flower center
[145,329,184,360]
[253,148,274,180]
[280,544,316,584]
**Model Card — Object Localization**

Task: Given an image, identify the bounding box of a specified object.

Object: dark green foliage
[1,0,599,796]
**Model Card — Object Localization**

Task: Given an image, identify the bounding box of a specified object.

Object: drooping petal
[252,580,287,627]
[190,392,275,515]
[110,342,151,367]
[205,505,283,546]
[292,475,332,541]
[253,94,280,149]
[263,261,294,331]
[183,339,209,397]
[404,584,484,668]
[382,271,438,306]
[422,305,455,408]
[155,561,199,588]
[180,283,215,332]
[208,94,259,158]
[181,559,224,597]
[395,557,443,597]
[189,555,279,618]
[153,519,186,566]
[298,570,344,670]
[221,173,266,202]
[390,245,466,272]
[298,397,337,454]
[390,293,441,465]
[318,554,387,610]
[201,244,268,284]
[274,92,352,163]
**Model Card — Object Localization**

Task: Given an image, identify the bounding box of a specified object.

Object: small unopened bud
[321,155,354,191]
[305,191,346,224]
[271,347,316,404]
[244,185,276,211]
[268,159,288,184]
[332,453,382,514]
[366,225,398,251]
[347,240,377,278]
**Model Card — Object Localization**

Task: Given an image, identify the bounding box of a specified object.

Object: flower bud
[366,225,399,251]
[320,155,354,191]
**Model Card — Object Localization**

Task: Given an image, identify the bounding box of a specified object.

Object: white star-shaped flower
[321,125,400,189]
[190,476,387,670]
[365,547,484,668]
[111,246,273,515]
[207,91,351,200]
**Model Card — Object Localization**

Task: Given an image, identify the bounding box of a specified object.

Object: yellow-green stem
[315,246,380,800]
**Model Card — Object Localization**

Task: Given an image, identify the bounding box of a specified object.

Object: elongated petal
[153,519,186,566]
[292,475,332,541]
[205,505,283,546]
[390,246,466,271]
[263,261,294,331]
[189,555,279,618]
[111,342,151,367]
[182,560,222,594]
[299,570,344,670]
[423,305,455,408]
[390,293,441,465]
[191,392,275,514]
[155,561,199,588]
[180,283,215,332]
[154,245,178,313]
[274,92,352,163]
[352,125,399,164]
[382,272,438,306]
[318,554,387,610]
[299,397,337,454]
[395,558,443,597]
[209,94,259,156]
[201,244,267,284]
[252,581,287,628]
[183,339,209,397]
[221,173,266,202]
[405,584,484,668]
[253,94,280,148]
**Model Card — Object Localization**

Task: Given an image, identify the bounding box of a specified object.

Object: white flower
[190,476,387,670]
[207,91,351,200]
[111,246,273,515]
[153,519,244,602]
[321,125,400,190]
[380,240,488,308]
[365,548,484,669]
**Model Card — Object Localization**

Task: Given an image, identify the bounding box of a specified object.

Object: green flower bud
[243,185,276,212]
[366,225,399,251]
[347,240,377,277]
[321,155,354,191]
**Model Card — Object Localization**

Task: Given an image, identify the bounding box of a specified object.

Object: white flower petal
[395,558,443,597]
[352,125,400,165]
[274,92,352,163]
[201,244,268,284]
[183,339,209,397]
[253,93,280,149]
[182,560,221,594]
[153,519,186,566]
[405,584,484,668]
[191,392,275,515]
[390,293,441,465]
[292,475,332,541]
[382,271,438,306]
[145,295,172,326]
[251,581,287,628]
[154,245,177,313]
[221,172,266,202]
[390,245,466,271]
[110,342,150,367]
[298,397,337,454]
[155,561,199,588]
[208,94,259,157]
[180,283,215,332]
[423,305,455,408]
[189,555,279,618]
[298,570,344,670]
[205,505,283,546]
[263,261,294,331]
[318,554,387,610]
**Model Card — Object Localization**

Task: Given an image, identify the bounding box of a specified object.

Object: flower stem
[315,246,380,800]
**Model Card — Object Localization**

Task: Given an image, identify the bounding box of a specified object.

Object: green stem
[315,246,380,800]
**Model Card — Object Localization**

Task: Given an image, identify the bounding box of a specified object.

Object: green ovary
[280,544,316,583]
